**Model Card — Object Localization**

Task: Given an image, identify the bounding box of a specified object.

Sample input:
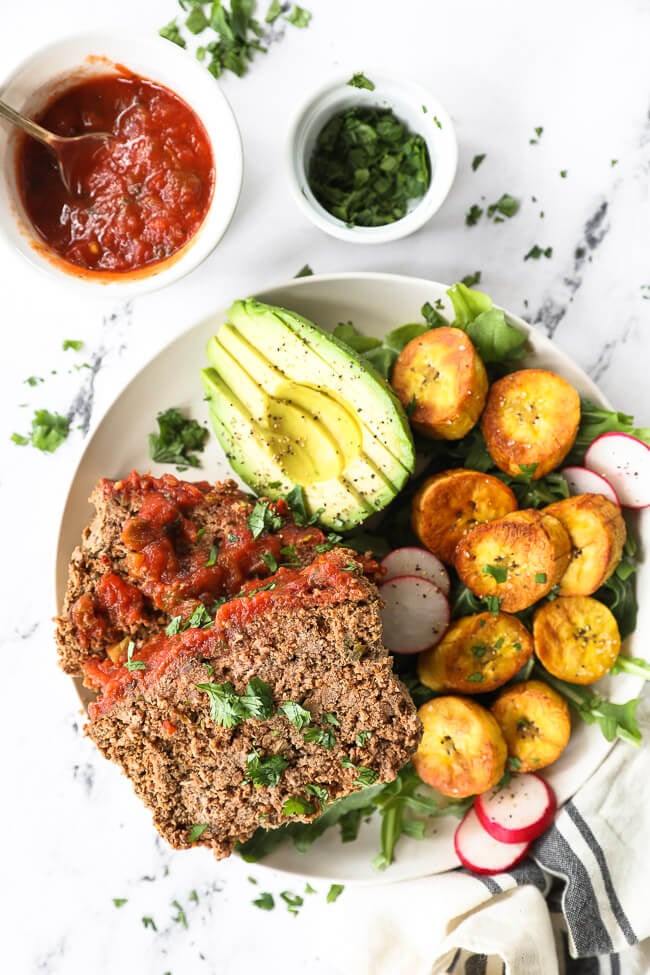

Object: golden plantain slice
[391,327,488,440]
[418,612,533,694]
[413,696,507,798]
[454,509,572,612]
[480,368,580,478]
[544,493,626,596]
[411,468,518,564]
[491,680,571,772]
[533,595,621,684]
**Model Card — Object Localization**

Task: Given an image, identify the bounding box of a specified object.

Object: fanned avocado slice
[201,298,414,530]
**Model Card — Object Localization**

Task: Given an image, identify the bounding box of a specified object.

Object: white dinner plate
[55,272,649,884]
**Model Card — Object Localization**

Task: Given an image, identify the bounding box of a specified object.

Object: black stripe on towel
[565,801,637,946]
[534,825,613,955]
[610,955,620,975]
[459,868,502,896]
[507,858,549,892]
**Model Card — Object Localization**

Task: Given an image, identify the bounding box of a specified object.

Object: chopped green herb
[355,731,372,747]
[266,0,283,22]
[283,796,317,817]
[611,655,650,680]
[560,169,567,178]
[294,263,313,277]
[166,616,182,636]
[62,339,84,351]
[124,640,146,672]
[228,533,238,543]
[285,5,311,27]
[471,153,486,171]
[240,677,275,720]
[185,5,209,33]
[24,375,44,386]
[305,883,317,894]
[535,665,642,745]
[248,876,258,884]
[405,395,418,417]
[308,106,430,227]
[253,891,275,910]
[323,712,340,726]
[466,672,484,683]
[244,749,290,788]
[304,782,329,806]
[278,701,312,729]
[524,244,553,260]
[188,823,209,843]
[12,409,70,453]
[482,564,508,583]
[487,193,519,220]
[326,883,345,903]
[535,573,547,584]
[611,159,618,167]
[196,527,207,541]
[206,544,219,567]
[471,643,486,658]
[248,499,283,539]
[112,898,128,908]
[529,125,544,144]
[189,889,199,904]
[279,544,300,565]
[303,726,336,749]
[159,20,186,47]
[260,551,278,573]
[186,603,213,629]
[354,766,379,787]
[433,115,442,129]
[141,916,157,931]
[148,408,208,469]
[461,271,481,288]
[197,681,248,728]
[465,203,483,226]
[519,463,539,477]
[484,595,501,615]
[280,890,304,915]
[347,72,374,91]
[342,562,358,572]
[171,899,188,928]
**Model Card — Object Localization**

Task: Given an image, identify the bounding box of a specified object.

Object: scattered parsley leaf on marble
[326,883,345,903]
[294,263,314,277]
[461,271,481,288]
[112,898,128,908]
[266,0,283,22]
[471,153,486,171]
[253,891,275,910]
[465,203,483,226]
[524,244,553,260]
[62,339,84,351]
[285,5,311,27]
[12,409,70,453]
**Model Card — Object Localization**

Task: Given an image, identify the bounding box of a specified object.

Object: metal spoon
[0,97,111,193]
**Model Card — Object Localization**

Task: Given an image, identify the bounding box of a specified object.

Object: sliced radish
[381,547,450,596]
[561,466,620,506]
[379,575,450,654]
[475,773,557,845]
[454,807,530,875]
[584,432,650,509]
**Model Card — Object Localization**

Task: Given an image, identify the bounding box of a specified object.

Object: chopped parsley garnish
[24,375,44,386]
[461,271,481,288]
[282,484,323,526]
[347,72,374,91]
[171,899,188,928]
[326,883,345,903]
[465,203,483,226]
[305,883,317,894]
[529,125,544,144]
[405,394,418,416]
[260,551,278,573]
[62,339,84,351]
[188,823,209,843]
[524,244,553,261]
[148,407,208,469]
[314,532,344,553]
[112,898,128,908]
[252,891,275,910]
[355,731,372,747]
[294,263,314,277]
[482,564,508,583]
[186,603,213,629]
[304,782,329,807]
[471,643,486,658]
[433,115,442,129]
[197,676,274,727]
[353,766,379,787]
[471,153,486,171]
[342,562,358,572]
[247,499,283,539]
[279,544,300,566]
[280,890,304,915]
[124,640,146,672]
[466,672,484,683]
[286,5,311,27]
[283,796,317,817]
[535,572,547,584]
[278,701,312,729]
[205,544,219,567]
[12,409,70,453]
[308,106,431,227]
[142,916,157,931]
[486,193,519,220]
[244,749,290,788]
[159,19,186,47]
[303,726,336,749]
[228,533,238,543]
[265,0,283,21]
[560,169,568,178]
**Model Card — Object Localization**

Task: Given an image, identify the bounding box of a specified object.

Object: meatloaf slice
[85,549,421,860]
[56,471,352,675]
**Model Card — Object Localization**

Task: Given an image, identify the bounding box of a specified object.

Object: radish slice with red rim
[381,547,450,596]
[379,574,450,654]
[561,466,620,506]
[584,432,650,509]
[475,773,557,844]
[454,807,530,875]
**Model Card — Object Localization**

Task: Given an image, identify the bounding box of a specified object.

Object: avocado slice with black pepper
[201,298,415,531]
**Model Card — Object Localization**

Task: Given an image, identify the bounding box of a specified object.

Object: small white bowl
[0,30,243,296]
[287,74,458,244]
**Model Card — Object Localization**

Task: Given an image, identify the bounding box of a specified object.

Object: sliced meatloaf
[56,471,355,675]
[84,547,420,859]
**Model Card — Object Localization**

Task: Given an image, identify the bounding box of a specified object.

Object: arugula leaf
[535,666,642,745]
[447,283,527,364]
[611,655,650,680]
[148,407,208,468]
[333,322,382,354]
[594,536,639,639]
[566,398,650,464]
[244,749,290,787]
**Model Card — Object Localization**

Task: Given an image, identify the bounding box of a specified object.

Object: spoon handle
[0,98,54,148]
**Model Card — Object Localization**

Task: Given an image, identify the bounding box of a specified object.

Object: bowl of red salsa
[0,31,243,293]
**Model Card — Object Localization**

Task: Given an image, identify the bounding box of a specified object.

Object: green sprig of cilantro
[148,407,209,469]
[12,409,70,453]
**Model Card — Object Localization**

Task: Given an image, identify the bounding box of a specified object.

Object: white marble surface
[2,1,650,972]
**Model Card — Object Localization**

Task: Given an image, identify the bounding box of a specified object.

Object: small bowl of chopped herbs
[287,72,457,243]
